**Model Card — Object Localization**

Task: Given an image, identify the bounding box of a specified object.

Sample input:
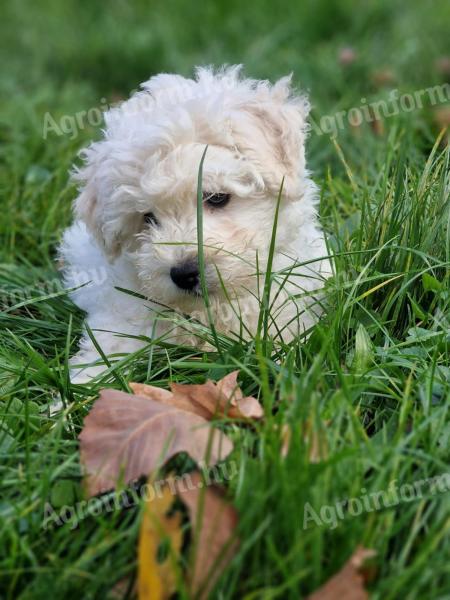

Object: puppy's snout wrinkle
[170,259,199,291]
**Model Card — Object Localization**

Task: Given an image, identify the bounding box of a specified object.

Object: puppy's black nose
[170,261,199,291]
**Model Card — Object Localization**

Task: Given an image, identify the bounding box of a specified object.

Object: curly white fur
[59,65,331,382]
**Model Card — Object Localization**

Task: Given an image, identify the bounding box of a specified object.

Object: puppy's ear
[72,144,124,259]
[233,75,310,196]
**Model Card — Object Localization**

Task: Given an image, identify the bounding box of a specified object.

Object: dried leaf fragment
[179,472,239,600]
[216,370,263,419]
[307,546,376,600]
[129,382,174,405]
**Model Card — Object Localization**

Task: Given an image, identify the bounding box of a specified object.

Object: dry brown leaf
[216,371,263,419]
[138,484,183,600]
[129,381,203,416]
[79,389,233,496]
[129,382,174,405]
[215,370,243,399]
[229,394,263,419]
[171,380,228,419]
[307,546,376,600]
[130,371,263,421]
[179,472,239,600]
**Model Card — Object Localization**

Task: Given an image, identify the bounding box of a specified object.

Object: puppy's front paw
[48,393,65,416]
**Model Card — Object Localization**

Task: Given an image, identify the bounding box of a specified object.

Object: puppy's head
[73,66,313,313]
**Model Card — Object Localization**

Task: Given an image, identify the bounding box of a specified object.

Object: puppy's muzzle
[170,259,199,291]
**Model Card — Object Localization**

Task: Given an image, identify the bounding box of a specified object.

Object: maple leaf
[79,389,233,496]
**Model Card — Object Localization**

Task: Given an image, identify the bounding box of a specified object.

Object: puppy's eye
[203,192,231,208]
[144,212,159,226]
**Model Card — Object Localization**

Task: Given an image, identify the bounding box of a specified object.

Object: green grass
[1,0,450,598]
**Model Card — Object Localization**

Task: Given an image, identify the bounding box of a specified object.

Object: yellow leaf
[138,484,183,600]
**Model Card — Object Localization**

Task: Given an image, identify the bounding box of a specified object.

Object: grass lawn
[1,0,450,598]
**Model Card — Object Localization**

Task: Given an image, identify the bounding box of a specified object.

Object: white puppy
[59,66,331,382]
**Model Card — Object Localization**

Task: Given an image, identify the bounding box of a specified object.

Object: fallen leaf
[79,389,233,496]
[228,394,263,419]
[129,382,174,405]
[138,484,183,600]
[130,371,263,421]
[171,381,223,420]
[307,546,376,600]
[129,381,201,416]
[214,370,242,399]
[179,472,239,599]
[216,371,263,419]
